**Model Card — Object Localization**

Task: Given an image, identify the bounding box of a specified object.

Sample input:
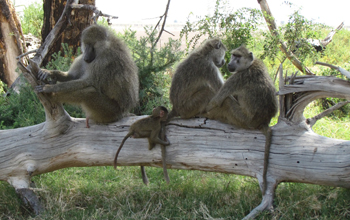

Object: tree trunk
[41,0,95,66]
[0,0,26,86]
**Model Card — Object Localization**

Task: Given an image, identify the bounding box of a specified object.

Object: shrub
[118,27,183,115]
[20,1,43,38]
[180,0,263,78]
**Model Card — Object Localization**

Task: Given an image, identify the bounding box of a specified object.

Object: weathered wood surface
[1,117,350,191]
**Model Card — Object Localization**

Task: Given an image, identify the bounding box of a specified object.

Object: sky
[14,0,350,27]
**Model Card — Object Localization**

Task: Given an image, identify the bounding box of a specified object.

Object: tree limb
[306,101,350,127]
[315,61,350,79]
[257,0,314,75]
[151,0,172,49]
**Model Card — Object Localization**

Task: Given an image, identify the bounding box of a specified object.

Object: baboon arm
[36,79,93,93]
[150,130,170,146]
[50,70,78,82]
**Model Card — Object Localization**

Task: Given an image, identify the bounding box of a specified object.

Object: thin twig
[16,49,38,60]
[70,3,118,23]
[151,0,171,49]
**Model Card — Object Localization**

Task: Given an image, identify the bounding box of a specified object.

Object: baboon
[114,106,171,185]
[168,38,226,120]
[36,24,139,127]
[207,45,278,195]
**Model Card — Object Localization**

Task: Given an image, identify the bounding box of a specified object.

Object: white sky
[13,0,350,27]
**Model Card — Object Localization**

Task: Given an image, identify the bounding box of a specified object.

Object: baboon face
[210,41,226,68]
[81,25,108,63]
[227,45,254,72]
[153,106,168,121]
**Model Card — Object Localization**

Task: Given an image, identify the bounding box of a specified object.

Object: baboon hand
[206,100,218,112]
[35,84,53,93]
[35,85,46,93]
[164,136,171,146]
[38,69,50,81]
[38,69,57,84]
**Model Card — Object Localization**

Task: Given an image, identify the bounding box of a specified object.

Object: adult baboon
[114,106,171,185]
[207,45,278,195]
[168,38,226,119]
[36,25,139,127]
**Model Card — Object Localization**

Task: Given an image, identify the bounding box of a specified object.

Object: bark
[41,0,95,66]
[0,0,26,86]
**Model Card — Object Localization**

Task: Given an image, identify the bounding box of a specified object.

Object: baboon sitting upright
[168,38,227,119]
[207,45,278,195]
[36,25,139,127]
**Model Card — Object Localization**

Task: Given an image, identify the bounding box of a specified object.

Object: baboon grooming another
[36,25,139,127]
[207,45,278,195]
[168,38,226,119]
[114,106,171,185]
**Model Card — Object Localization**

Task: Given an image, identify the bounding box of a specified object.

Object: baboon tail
[262,126,272,195]
[114,135,129,169]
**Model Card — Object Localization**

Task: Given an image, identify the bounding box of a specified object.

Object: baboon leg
[261,126,272,195]
[180,86,216,118]
[140,166,149,185]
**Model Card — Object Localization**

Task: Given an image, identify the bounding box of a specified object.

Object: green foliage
[1,167,350,219]
[180,0,263,78]
[20,1,43,38]
[262,10,324,67]
[45,43,81,72]
[118,27,183,114]
[0,78,45,129]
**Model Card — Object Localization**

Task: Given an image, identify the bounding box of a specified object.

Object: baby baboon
[36,24,139,127]
[168,38,226,119]
[114,106,171,185]
[207,45,278,195]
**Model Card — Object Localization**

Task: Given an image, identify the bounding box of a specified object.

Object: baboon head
[81,25,108,63]
[153,106,169,122]
[227,45,254,72]
[207,39,227,68]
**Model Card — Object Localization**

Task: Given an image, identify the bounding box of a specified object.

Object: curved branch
[316,61,350,79]
[278,75,350,123]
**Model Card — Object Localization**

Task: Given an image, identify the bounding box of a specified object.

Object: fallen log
[1,114,350,218]
[2,0,350,218]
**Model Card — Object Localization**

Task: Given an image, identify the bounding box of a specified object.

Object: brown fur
[169,38,227,119]
[207,45,278,195]
[36,25,139,126]
[114,106,170,185]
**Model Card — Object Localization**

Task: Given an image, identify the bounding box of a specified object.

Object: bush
[180,0,263,78]
[0,78,45,129]
[118,27,183,115]
[20,1,43,38]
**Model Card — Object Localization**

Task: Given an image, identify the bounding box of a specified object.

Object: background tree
[41,0,94,66]
[0,0,26,86]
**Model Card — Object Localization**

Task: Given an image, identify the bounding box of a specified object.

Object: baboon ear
[249,52,254,60]
[215,42,221,49]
